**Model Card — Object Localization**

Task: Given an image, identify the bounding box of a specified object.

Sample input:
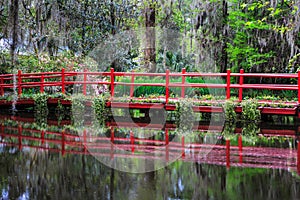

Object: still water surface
[0,115,300,200]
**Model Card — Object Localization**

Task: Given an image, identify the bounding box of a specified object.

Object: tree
[144,0,157,72]
[9,0,19,66]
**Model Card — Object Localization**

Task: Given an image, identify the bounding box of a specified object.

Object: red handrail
[0,68,299,104]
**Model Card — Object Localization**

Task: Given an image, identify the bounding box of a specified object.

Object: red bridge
[0,68,300,116]
[0,118,300,174]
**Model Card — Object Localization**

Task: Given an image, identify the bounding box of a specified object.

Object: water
[0,115,300,199]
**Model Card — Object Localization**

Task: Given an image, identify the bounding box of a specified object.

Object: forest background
[0,0,299,75]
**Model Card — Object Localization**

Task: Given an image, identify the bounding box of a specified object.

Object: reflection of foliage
[223,100,237,122]
[92,94,110,126]
[71,94,87,127]
[174,98,195,136]
[242,123,260,136]
[222,122,236,140]
[55,100,65,125]
[241,123,260,145]
[241,99,261,122]
[33,93,49,129]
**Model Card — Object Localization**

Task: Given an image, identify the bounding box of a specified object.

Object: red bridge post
[110,127,114,144]
[62,130,65,155]
[110,142,114,160]
[18,70,22,97]
[40,74,44,93]
[181,136,185,158]
[166,145,169,162]
[165,129,169,162]
[165,129,169,145]
[18,124,22,150]
[226,69,231,100]
[239,69,244,102]
[238,135,243,163]
[130,131,134,153]
[181,68,186,98]
[0,77,4,96]
[130,71,135,98]
[83,69,87,96]
[226,140,230,168]
[110,68,115,98]
[166,69,170,104]
[41,130,45,144]
[61,68,65,94]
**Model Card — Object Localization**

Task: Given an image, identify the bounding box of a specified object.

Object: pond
[0,113,300,199]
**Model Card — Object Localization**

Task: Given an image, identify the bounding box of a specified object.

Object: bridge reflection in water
[1,114,300,175]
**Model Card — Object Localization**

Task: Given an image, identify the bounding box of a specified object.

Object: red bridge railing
[0,68,299,103]
[0,123,299,172]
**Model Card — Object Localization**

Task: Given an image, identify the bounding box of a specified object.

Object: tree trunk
[220,0,228,73]
[110,0,118,71]
[144,0,156,73]
[10,0,19,67]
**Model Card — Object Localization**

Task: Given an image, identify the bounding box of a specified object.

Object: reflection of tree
[0,147,300,198]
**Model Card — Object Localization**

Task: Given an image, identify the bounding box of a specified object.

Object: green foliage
[241,99,261,122]
[92,94,110,125]
[223,100,237,122]
[55,100,66,124]
[32,93,49,129]
[241,123,260,145]
[71,94,87,127]
[288,53,300,72]
[222,122,237,140]
[227,3,274,72]
[226,0,298,72]
[156,51,194,72]
[174,98,195,135]
[115,76,222,97]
